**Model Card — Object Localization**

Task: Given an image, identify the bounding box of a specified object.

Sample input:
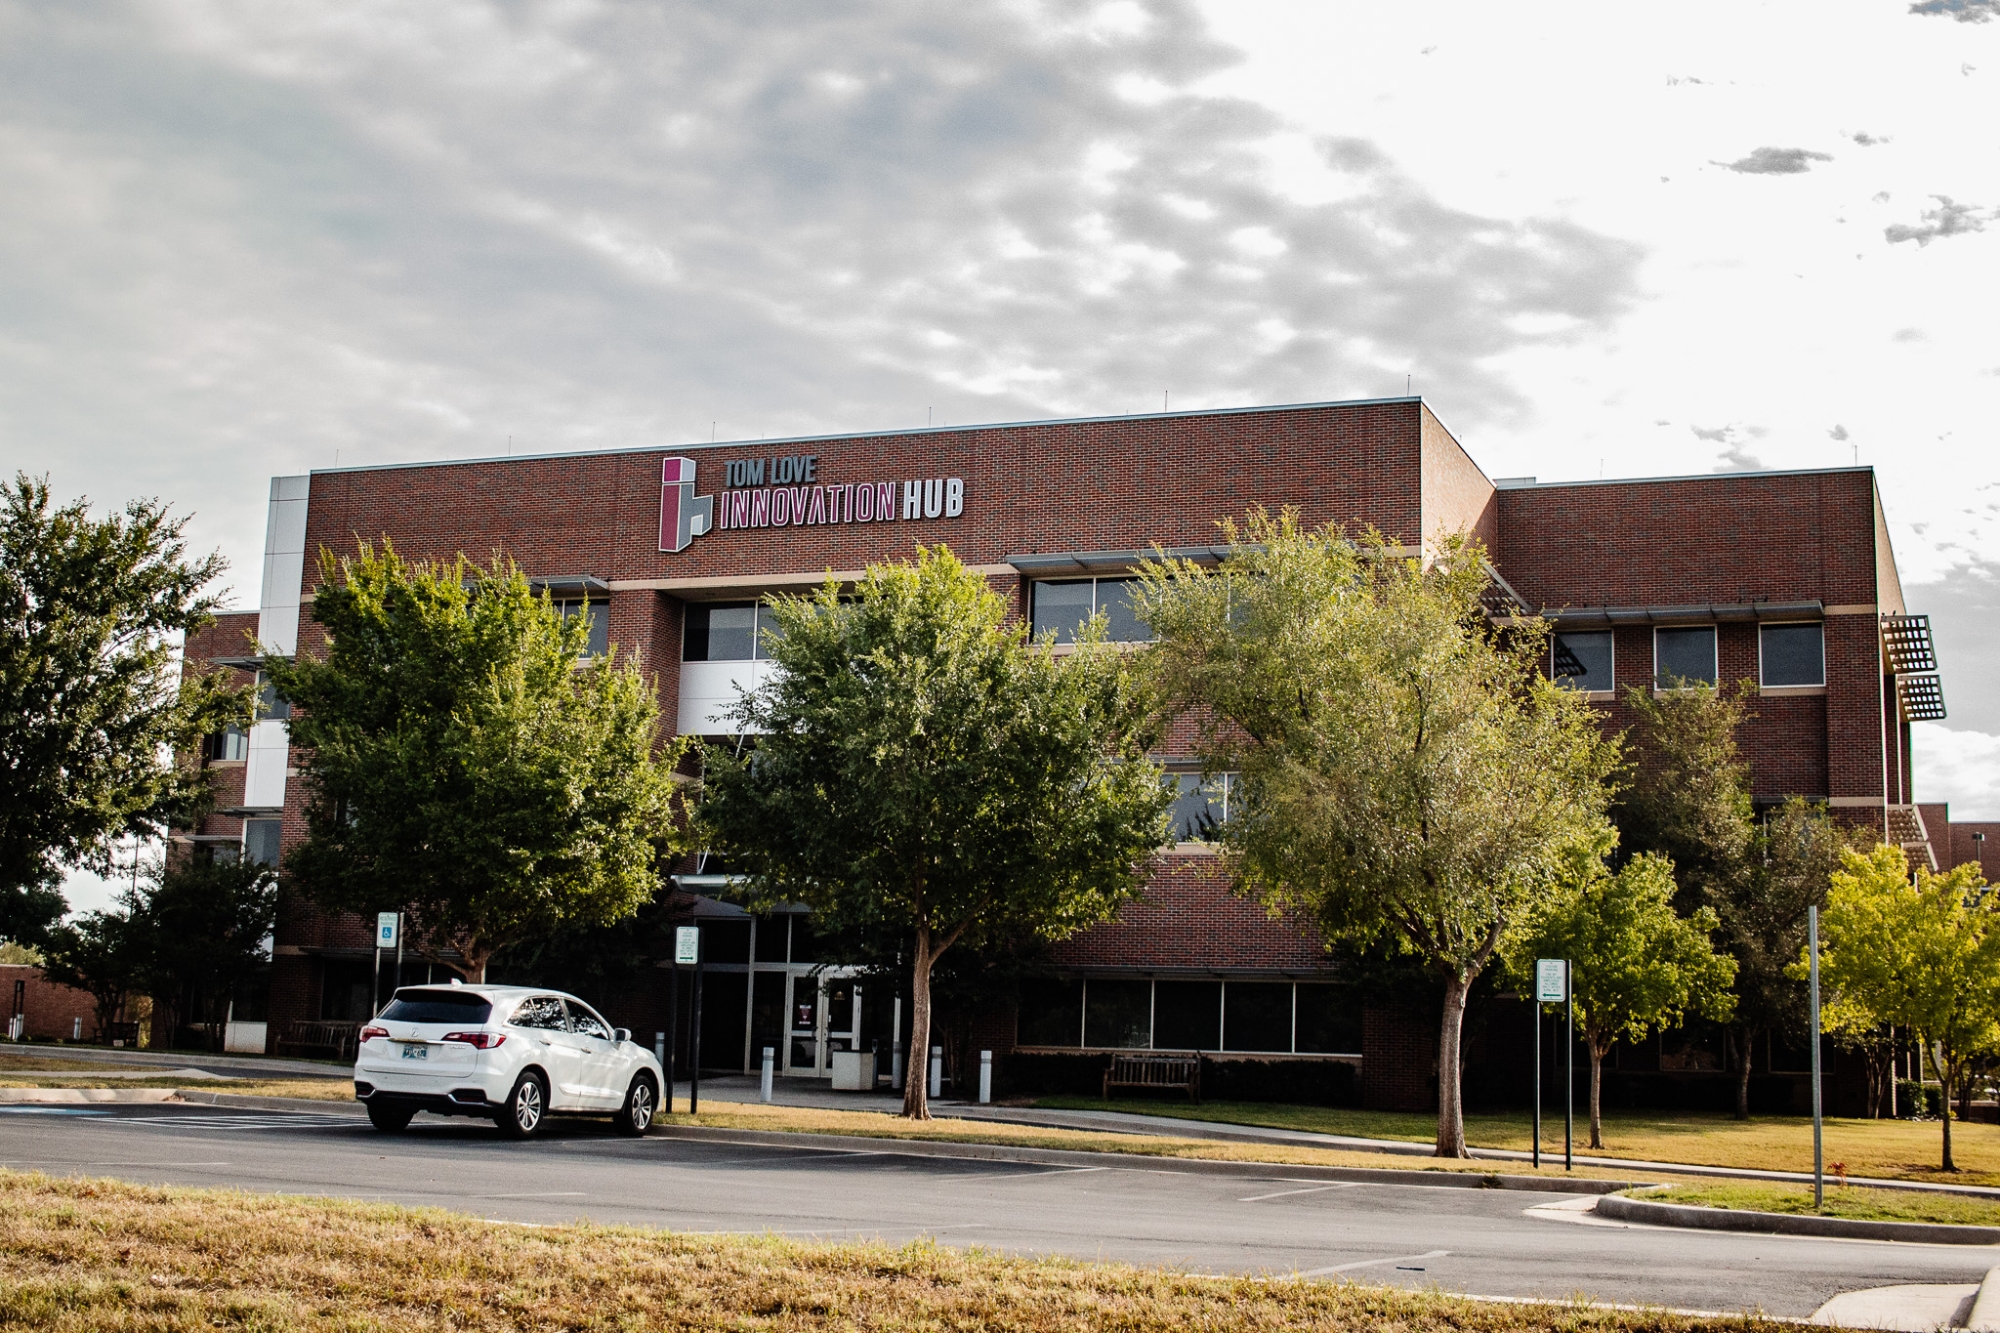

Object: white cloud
[1915,723,2000,820]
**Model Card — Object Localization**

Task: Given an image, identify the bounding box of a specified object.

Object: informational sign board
[674,925,700,966]
[376,912,399,949]
[1535,958,1568,1003]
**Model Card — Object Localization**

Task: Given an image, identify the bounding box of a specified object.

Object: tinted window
[1294,984,1362,1054]
[1761,623,1825,687]
[255,674,290,722]
[1552,631,1614,692]
[242,818,282,868]
[1153,980,1221,1050]
[566,1002,612,1040]
[1223,982,1292,1052]
[1096,579,1152,643]
[1084,979,1152,1048]
[380,991,494,1025]
[510,995,568,1030]
[1031,580,1094,644]
[557,601,610,657]
[1169,774,1223,842]
[688,603,757,662]
[1655,626,1717,687]
[753,914,790,963]
[1017,980,1083,1046]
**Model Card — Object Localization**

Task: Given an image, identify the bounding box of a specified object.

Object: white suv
[353,984,665,1138]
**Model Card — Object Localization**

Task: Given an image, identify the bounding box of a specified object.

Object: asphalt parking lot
[0,1099,1992,1316]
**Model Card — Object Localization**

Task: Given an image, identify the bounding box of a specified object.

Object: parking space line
[1239,1184,1358,1202]
[1295,1249,1449,1277]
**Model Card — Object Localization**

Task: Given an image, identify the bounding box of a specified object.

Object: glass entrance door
[785,975,823,1076]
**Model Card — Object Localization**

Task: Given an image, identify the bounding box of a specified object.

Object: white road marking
[1240,1184,1359,1202]
[482,1191,587,1199]
[1295,1248,1449,1277]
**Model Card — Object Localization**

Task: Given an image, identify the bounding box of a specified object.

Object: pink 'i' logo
[659,458,714,553]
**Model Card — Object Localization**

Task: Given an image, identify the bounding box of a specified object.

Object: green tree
[0,475,248,945]
[142,855,279,1051]
[1817,845,2000,1172]
[699,547,1172,1120]
[1504,832,1737,1148]
[1138,511,1619,1157]
[41,903,150,1044]
[1613,682,1755,914]
[267,542,688,982]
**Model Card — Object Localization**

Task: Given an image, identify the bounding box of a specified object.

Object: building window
[1018,977,1362,1056]
[254,672,290,721]
[242,818,282,868]
[1551,631,1614,693]
[1168,773,1234,842]
[1654,626,1717,688]
[553,599,610,657]
[1760,622,1825,688]
[1082,978,1153,1048]
[1030,578,1152,644]
[684,601,781,662]
[206,725,249,763]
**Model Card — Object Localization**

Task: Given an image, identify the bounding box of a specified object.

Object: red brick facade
[175,398,1949,1104]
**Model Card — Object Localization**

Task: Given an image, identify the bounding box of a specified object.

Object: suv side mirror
[614,1028,631,1044]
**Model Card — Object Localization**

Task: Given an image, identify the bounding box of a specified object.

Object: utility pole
[1810,905,1824,1210]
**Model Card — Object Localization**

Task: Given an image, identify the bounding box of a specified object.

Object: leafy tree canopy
[699,546,1172,1119]
[267,542,689,982]
[0,474,248,944]
[1817,844,1999,1171]
[1504,828,1736,1148]
[145,855,280,1050]
[1137,510,1619,1157]
[1613,681,1755,912]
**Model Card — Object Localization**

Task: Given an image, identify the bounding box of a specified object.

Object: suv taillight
[442,1031,505,1050]
[360,1025,389,1042]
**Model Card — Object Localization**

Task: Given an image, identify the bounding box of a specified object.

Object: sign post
[1809,905,1823,1210]
[373,912,399,1016]
[1534,959,1567,1170]
[675,926,703,1115]
[1565,958,1575,1173]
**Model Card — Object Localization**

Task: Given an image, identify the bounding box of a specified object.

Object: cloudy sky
[4,0,1995,908]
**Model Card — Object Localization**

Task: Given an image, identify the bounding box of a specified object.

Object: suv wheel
[496,1071,547,1139]
[366,1101,415,1133]
[614,1073,657,1136]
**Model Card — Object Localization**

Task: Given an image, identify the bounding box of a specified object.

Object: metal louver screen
[1881,613,1938,674]
[1895,672,1947,721]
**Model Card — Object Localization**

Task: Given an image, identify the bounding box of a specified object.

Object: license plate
[400,1044,428,1061]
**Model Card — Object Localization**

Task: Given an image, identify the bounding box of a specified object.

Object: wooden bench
[1103,1052,1201,1102]
[277,1020,360,1060]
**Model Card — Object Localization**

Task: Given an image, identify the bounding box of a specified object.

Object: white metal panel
[677,660,774,735]
[257,475,310,658]
[241,718,291,809]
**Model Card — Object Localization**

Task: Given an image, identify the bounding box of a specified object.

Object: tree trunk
[1731,1026,1756,1120]
[1940,1047,1958,1173]
[902,925,935,1121]
[1434,974,1471,1158]
[1588,1040,1606,1150]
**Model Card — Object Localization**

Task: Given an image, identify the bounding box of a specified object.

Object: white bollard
[892,1038,904,1090]
[73,1017,82,1041]
[978,1050,992,1104]
[928,1045,943,1098]
[761,1046,775,1103]
[654,1031,666,1066]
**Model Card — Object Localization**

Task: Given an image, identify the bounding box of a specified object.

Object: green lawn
[1036,1096,2000,1186]
[1629,1181,2000,1227]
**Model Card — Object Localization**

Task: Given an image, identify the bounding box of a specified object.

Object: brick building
[176,397,1969,1108]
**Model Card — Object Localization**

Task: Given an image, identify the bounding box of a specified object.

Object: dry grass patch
[0,1168,1770,1333]
[1630,1181,2000,1227]
[1036,1098,2000,1188]
[0,1052,156,1073]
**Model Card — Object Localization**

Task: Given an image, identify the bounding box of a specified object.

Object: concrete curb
[1964,1266,2000,1330]
[0,1088,178,1103]
[646,1123,1649,1194]
[171,1090,365,1115]
[1596,1193,2000,1246]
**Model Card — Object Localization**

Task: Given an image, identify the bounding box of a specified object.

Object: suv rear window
[379,991,494,1025]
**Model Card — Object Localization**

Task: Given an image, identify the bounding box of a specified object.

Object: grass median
[0,1168,1767,1332]
[1625,1181,2000,1227]
[1036,1097,2000,1187]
